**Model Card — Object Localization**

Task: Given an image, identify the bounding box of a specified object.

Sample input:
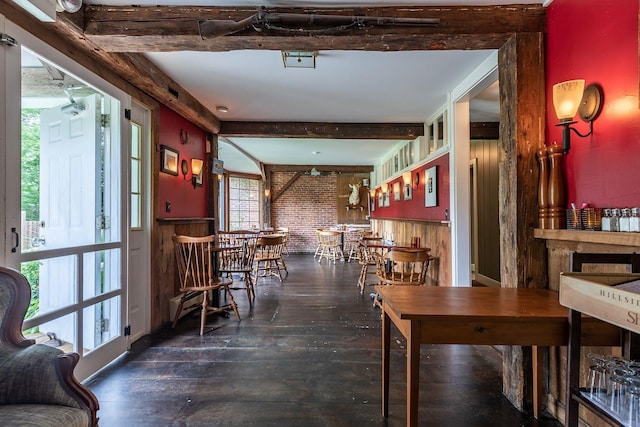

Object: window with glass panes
[228,177,260,230]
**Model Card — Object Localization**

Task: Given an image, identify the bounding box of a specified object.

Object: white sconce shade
[381,183,389,194]
[369,189,376,198]
[191,159,204,177]
[553,79,585,121]
[402,172,412,186]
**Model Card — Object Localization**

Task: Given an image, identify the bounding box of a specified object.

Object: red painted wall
[370,154,450,222]
[546,0,640,208]
[157,106,207,218]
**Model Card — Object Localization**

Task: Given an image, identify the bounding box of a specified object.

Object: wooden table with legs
[378,286,620,427]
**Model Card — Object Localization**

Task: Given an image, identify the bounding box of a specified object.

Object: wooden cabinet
[560,273,640,427]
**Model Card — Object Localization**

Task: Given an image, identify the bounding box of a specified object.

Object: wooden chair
[357,236,383,294]
[345,230,363,262]
[275,227,290,255]
[372,248,432,307]
[254,234,287,284]
[313,228,324,259]
[172,234,240,335]
[217,230,260,306]
[0,266,99,427]
[317,230,344,264]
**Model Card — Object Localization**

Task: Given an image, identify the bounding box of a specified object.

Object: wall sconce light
[402,172,413,200]
[381,183,389,194]
[190,159,204,189]
[264,189,271,200]
[552,79,603,154]
[369,189,376,198]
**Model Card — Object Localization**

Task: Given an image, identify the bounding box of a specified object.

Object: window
[130,122,142,230]
[228,177,260,230]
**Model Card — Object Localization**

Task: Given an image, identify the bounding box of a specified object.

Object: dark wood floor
[86,254,563,427]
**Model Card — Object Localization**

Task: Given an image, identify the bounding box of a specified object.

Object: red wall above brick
[370,154,450,222]
[157,106,207,219]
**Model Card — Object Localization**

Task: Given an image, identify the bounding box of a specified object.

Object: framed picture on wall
[160,145,179,176]
[383,192,390,207]
[194,166,204,187]
[393,182,401,201]
[370,194,375,212]
[425,166,438,207]
[378,192,384,208]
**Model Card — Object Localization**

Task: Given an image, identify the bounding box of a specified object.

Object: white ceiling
[83,0,544,175]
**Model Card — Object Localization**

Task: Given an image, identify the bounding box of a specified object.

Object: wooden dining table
[378,285,620,427]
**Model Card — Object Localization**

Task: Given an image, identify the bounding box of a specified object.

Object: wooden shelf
[534,228,640,247]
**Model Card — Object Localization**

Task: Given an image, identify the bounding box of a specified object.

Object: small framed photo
[393,182,401,201]
[383,192,390,207]
[194,160,204,187]
[370,194,375,212]
[378,192,384,208]
[425,166,438,207]
[161,145,179,176]
[404,184,412,200]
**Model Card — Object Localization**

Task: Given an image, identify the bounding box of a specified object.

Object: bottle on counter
[602,209,612,232]
[620,208,631,232]
[630,208,640,233]
[611,208,621,232]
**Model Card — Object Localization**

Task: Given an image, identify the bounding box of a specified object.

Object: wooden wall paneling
[498,32,547,412]
[370,219,451,287]
[336,174,369,224]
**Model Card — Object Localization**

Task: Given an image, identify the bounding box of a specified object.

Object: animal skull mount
[346,183,364,211]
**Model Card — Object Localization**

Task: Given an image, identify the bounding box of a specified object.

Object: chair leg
[244,272,255,305]
[172,297,185,329]
[225,285,241,321]
[199,291,209,335]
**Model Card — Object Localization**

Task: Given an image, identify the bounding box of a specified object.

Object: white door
[127,102,151,344]
[2,20,129,381]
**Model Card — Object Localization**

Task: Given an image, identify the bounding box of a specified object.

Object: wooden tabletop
[379,286,567,320]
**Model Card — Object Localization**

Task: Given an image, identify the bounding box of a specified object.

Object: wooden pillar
[498,32,548,411]
[207,133,220,234]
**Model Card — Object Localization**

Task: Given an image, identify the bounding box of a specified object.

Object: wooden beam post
[498,32,547,412]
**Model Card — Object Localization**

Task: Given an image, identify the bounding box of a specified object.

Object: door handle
[11,228,19,253]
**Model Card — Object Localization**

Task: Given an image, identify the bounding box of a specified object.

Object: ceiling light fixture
[216,105,229,113]
[282,51,316,69]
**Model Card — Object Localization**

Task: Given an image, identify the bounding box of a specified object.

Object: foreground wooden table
[379,286,619,427]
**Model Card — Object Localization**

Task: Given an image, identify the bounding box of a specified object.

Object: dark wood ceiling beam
[82,5,545,53]
[219,122,423,139]
[0,0,221,134]
[265,164,373,173]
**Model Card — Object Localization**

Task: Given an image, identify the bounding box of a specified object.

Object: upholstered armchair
[0,266,99,426]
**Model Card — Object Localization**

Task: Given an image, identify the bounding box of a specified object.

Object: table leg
[382,308,391,417]
[407,320,420,427]
[532,345,543,419]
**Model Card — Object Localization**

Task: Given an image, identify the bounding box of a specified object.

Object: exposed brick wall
[269,172,337,253]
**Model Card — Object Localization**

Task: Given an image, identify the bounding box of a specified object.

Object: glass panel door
[4,27,128,381]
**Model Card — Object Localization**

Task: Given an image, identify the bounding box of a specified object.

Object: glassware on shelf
[586,353,608,402]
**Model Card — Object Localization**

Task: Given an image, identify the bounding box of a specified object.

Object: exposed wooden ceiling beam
[265,164,373,173]
[0,0,221,134]
[219,122,423,139]
[82,5,545,53]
